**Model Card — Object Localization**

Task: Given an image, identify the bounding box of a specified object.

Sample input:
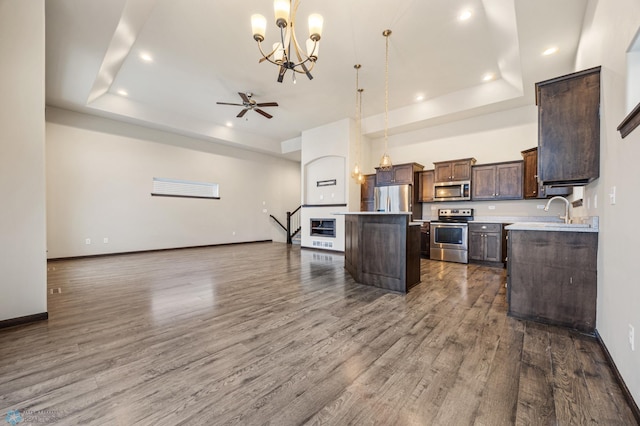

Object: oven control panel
[438,208,473,218]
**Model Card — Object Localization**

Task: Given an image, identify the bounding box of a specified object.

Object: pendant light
[378,29,393,171]
[352,64,364,184]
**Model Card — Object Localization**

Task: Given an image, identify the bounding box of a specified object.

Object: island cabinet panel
[536,66,600,186]
[472,161,523,200]
[434,158,475,182]
[344,217,358,270]
[343,214,420,293]
[360,174,376,211]
[507,230,598,333]
[417,170,435,202]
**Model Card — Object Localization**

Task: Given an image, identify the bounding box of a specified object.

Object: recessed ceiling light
[226,121,233,127]
[482,73,495,82]
[139,52,153,62]
[415,94,425,102]
[542,46,559,56]
[117,89,128,96]
[458,9,472,21]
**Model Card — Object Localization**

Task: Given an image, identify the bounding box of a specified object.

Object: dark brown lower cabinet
[469,223,503,265]
[507,230,598,334]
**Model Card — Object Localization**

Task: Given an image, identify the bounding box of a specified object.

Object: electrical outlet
[537,204,545,210]
[85,238,91,245]
[610,186,616,205]
[103,237,109,244]
[630,324,635,351]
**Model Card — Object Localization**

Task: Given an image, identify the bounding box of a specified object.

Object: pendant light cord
[384,32,389,148]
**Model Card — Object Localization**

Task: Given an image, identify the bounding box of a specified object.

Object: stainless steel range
[429,208,473,264]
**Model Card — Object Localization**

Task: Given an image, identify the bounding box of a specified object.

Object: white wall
[366,105,538,172]
[46,108,300,258]
[574,0,640,405]
[0,0,47,321]
[362,105,569,220]
[299,119,356,251]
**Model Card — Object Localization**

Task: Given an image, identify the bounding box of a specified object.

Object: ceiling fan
[216,92,279,119]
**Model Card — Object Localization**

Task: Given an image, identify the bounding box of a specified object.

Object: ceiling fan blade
[238,92,250,103]
[254,109,273,119]
[256,102,278,107]
[217,102,244,106]
[237,108,249,118]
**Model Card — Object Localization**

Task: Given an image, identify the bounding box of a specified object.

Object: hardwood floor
[0,242,637,425]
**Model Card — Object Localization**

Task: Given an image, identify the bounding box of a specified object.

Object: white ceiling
[45,0,589,160]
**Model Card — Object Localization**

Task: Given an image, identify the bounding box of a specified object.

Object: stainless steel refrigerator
[374,184,412,214]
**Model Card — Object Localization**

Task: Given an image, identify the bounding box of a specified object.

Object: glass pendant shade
[273,0,290,27]
[251,14,267,41]
[379,152,392,170]
[351,163,361,179]
[308,14,323,40]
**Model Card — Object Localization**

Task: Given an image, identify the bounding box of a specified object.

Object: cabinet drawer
[469,223,501,233]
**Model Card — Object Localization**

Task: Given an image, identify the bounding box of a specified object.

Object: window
[151,177,220,199]
[618,27,640,138]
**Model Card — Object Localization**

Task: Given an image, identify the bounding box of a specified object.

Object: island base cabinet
[507,230,597,333]
[344,214,420,293]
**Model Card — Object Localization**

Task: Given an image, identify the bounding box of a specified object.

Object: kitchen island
[341,212,421,293]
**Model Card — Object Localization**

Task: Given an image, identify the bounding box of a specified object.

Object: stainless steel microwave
[433,180,471,202]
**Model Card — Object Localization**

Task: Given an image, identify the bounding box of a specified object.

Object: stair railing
[270,205,302,244]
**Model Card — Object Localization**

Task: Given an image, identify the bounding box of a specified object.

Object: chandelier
[352,64,365,184]
[251,0,323,83]
[379,29,393,171]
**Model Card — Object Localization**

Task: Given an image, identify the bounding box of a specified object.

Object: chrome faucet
[544,196,571,224]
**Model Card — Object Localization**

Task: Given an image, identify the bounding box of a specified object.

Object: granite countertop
[418,215,599,233]
[505,222,598,233]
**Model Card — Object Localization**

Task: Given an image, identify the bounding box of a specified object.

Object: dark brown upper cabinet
[375,162,424,186]
[433,158,476,182]
[521,147,573,199]
[360,174,376,212]
[417,170,435,202]
[471,161,523,201]
[536,67,601,186]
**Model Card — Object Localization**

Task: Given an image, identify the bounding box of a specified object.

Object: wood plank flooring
[0,242,637,425]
